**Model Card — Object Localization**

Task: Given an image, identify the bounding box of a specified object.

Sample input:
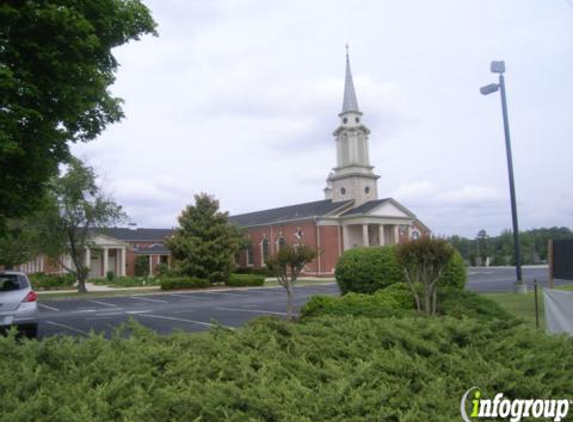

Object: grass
[481,284,573,329]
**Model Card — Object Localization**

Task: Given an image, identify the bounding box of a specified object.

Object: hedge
[233,267,272,277]
[0,314,571,422]
[335,246,404,294]
[335,246,467,295]
[160,277,209,290]
[226,274,265,287]
[28,273,75,290]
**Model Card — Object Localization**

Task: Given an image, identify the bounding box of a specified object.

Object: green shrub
[439,289,517,322]
[301,288,414,319]
[226,274,265,287]
[134,255,149,277]
[28,273,75,290]
[439,250,467,290]
[160,277,209,290]
[106,270,114,282]
[234,267,272,277]
[0,316,571,422]
[335,246,404,294]
[380,282,417,309]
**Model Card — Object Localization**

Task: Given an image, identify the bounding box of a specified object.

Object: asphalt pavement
[36,266,570,339]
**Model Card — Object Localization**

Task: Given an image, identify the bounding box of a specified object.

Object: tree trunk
[286,283,294,321]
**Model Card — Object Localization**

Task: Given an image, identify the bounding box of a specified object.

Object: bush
[335,246,404,294]
[106,270,114,282]
[0,316,571,422]
[439,289,517,322]
[301,288,414,319]
[439,251,467,290]
[28,273,75,290]
[225,274,265,287]
[233,267,272,277]
[160,277,209,290]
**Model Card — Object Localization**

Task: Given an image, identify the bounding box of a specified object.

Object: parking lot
[37,284,339,339]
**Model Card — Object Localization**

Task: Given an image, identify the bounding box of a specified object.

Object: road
[36,266,570,339]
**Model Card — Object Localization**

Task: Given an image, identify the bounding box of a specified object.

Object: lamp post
[480,61,525,293]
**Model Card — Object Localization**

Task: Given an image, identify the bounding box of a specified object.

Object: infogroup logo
[461,387,571,422]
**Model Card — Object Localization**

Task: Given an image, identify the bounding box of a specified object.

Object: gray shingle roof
[102,228,174,242]
[229,199,354,227]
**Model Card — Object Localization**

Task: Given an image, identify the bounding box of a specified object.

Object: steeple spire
[342,44,360,113]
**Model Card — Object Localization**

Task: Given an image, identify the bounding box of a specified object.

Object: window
[355,117,360,123]
[364,186,370,194]
[278,236,286,251]
[340,187,346,195]
[246,244,254,266]
[343,117,348,124]
[261,239,269,265]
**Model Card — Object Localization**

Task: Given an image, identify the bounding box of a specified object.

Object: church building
[230,53,430,276]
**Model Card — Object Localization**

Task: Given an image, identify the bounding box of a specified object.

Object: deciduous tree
[396,238,454,315]
[0,0,156,233]
[267,244,318,321]
[41,158,126,292]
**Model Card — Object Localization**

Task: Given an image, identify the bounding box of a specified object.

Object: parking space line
[88,300,118,308]
[46,321,88,336]
[215,307,292,317]
[137,314,216,328]
[126,310,151,315]
[94,312,124,317]
[128,296,168,304]
[169,294,202,299]
[38,304,60,312]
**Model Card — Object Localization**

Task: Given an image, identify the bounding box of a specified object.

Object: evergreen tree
[166,194,243,283]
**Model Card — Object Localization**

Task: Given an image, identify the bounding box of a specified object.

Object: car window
[0,275,24,292]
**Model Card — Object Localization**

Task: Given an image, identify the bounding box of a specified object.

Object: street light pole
[498,72,523,285]
[480,61,524,292]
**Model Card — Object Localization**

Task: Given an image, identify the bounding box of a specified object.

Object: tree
[166,193,243,283]
[267,244,318,321]
[0,1,156,233]
[40,158,126,292]
[395,238,455,315]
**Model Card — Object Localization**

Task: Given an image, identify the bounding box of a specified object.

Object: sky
[71,0,573,238]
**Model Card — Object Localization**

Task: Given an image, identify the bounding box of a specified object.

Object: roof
[101,228,174,242]
[341,198,416,218]
[135,244,171,255]
[341,198,390,216]
[341,51,360,113]
[229,199,354,227]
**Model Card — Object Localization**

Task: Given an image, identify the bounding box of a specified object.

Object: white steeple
[325,47,380,206]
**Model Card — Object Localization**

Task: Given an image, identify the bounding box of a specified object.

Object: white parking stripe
[94,312,124,317]
[88,300,117,307]
[128,296,168,304]
[137,314,216,328]
[46,321,88,335]
[215,307,292,317]
[169,294,202,299]
[38,304,60,312]
[126,310,151,315]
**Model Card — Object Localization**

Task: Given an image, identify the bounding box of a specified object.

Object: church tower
[325,49,380,206]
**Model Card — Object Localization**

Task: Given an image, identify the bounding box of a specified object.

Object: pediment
[369,201,414,218]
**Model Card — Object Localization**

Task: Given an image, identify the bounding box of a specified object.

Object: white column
[379,225,385,246]
[393,225,400,245]
[362,224,369,247]
[148,255,153,276]
[103,247,109,277]
[407,225,412,240]
[342,225,350,250]
[85,248,91,269]
[120,248,126,276]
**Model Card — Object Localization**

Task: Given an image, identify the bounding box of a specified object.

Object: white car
[0,271,39,338]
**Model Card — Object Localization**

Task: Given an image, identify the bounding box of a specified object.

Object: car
[0,271,39,338]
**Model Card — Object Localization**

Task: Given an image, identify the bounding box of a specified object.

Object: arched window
[278,236,286,251]
[246,243,254,266]
[261,239,269,265]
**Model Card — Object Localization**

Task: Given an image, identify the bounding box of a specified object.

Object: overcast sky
[72,0,573,238]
